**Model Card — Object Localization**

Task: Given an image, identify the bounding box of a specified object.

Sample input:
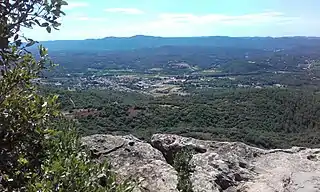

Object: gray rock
[82,134,179,192]
[82,134,320,192]
[242,148,320,192]
[151,134,320,192]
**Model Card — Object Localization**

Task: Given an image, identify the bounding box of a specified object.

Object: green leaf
[52,9,60,16]
[26,41,36,47]
[41,22,49,27]
[15,40,22,47]
[53,22,61,28]
[39,45,48,57]
[60,10,66,16]
[60,0,68,5]
[14,34,19,41]
[18,157,29,165]
[34,19,41,26]
[46,26,52,33]
[53,94,59,101]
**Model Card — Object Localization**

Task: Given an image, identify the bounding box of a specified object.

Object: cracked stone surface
[241,148,320,192]
[82,134,320,192]
[151,134,320,192]
[82,134,179,192]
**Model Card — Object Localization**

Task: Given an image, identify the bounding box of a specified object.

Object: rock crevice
[82,134,320,192]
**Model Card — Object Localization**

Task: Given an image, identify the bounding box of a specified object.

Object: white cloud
[77,17,107,21]
[63,2,89,10]
[61,13,107,22]
[97,11,300,37]
[25,10,310,41]
[105,8,144,15]
[154,11,297,26]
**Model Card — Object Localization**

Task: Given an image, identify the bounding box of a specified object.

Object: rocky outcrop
[82,134,320,192]
[82,134,179,192]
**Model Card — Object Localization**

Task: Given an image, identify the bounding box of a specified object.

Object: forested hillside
[48,87,320,149]
[38,33,320,152]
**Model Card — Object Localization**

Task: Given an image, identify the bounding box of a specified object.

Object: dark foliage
[53,87,320,149]
[173,148,194,192]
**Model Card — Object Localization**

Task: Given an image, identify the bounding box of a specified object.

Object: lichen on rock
[82,134,320,192]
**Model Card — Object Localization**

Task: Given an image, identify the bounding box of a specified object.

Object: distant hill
[39,35,320,75]
[40,35,320,51]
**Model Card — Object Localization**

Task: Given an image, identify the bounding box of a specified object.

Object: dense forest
[47,87,320,149]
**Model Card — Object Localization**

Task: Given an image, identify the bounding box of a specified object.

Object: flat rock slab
[151,134,320,192]
[82,134,320,192]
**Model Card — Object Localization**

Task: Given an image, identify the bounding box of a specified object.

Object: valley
[39,36,320,149]
[3,1,320,191]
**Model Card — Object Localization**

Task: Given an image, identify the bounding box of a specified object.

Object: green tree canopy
[0,1,133,191]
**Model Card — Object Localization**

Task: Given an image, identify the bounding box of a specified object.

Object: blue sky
[24,0,320,40]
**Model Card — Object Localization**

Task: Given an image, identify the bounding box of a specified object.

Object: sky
[24,0,320,40]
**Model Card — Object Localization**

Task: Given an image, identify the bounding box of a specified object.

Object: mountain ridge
[39,35,320,52]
